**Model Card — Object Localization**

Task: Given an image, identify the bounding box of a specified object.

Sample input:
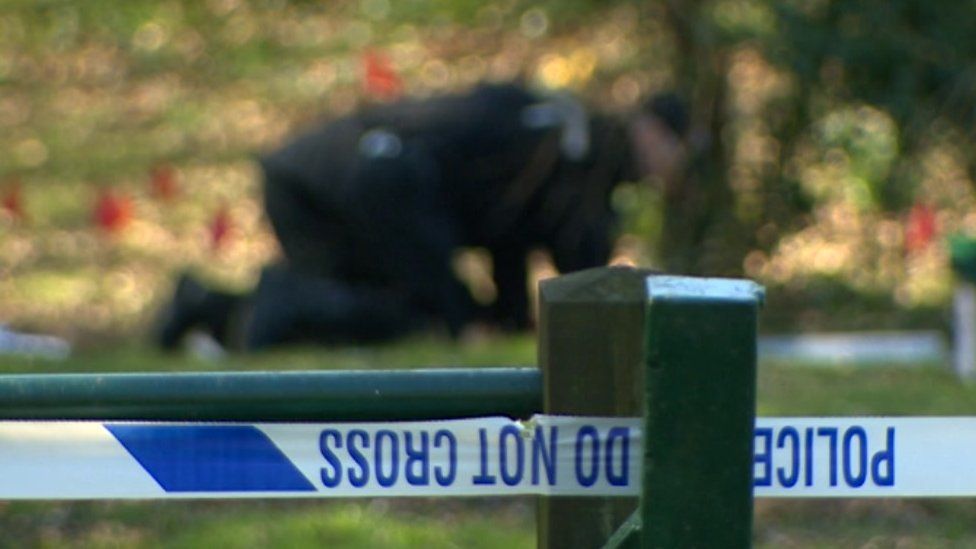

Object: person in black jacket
[155,82,688,351]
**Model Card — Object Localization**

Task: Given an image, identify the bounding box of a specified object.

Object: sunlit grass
[758,360,976,416]
[1,500,534,549]
[159,502,533,549]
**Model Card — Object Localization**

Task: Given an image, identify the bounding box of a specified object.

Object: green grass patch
[758,360,976,416]
[0,333,536,374]
[0,500,534,549]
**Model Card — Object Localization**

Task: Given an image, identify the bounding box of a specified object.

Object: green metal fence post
[641,276,763,548]
[537,266,655,549]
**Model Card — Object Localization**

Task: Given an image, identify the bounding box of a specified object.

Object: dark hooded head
[628,92,689,183]
[643,92,689,138]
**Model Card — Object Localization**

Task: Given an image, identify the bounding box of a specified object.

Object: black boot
[152,273,240,350]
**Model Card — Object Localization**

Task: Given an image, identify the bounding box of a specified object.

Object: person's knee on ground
[242,265,417,350]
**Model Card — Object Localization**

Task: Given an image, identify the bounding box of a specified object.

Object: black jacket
[259,83,637,332]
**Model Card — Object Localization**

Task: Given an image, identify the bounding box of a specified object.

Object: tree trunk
[657,0,744,276]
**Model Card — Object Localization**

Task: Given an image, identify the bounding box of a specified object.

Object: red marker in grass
[210,203,233,252]
[93,189,133,234]
[905,202,937,254]
[1,178,26,223]
[363,50,403,101]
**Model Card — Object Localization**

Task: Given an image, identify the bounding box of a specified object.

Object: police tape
[0,415,972,499]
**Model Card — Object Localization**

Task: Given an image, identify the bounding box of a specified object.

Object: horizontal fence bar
[0,368,542,422]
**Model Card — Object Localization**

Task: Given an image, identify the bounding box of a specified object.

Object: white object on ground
[184,330,227,361]
[759,331,947,367]
[0,325,70,360]
[954,283,976,379]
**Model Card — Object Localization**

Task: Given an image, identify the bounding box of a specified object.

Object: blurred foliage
[0,0,666,341]
[655,0,976,328]
[1,0,976,339]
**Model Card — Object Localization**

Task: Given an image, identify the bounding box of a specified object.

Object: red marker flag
[905,203,937,254]
[93,189,133,234]
[362,50,403,101]
[2,179,26,222]
[210,204,233,251]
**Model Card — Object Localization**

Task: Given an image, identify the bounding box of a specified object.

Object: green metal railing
[0,368,541,421]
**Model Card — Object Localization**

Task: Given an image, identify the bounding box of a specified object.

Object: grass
[0,333,537,374]
[0,500,535,549]
[758,359,976,416]
[4,339,976,547]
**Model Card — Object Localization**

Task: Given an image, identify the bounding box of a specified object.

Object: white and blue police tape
[0,415,638,499]
[0,415,972,499]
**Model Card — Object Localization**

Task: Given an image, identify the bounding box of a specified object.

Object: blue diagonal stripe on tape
[105,424,315,492]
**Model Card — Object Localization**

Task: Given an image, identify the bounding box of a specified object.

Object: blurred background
[4,0,973,345]
[4,1,976,546]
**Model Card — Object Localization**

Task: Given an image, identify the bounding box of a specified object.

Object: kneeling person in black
[155,83,688,351]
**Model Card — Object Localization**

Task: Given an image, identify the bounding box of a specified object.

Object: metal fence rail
[0,368,542,421]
